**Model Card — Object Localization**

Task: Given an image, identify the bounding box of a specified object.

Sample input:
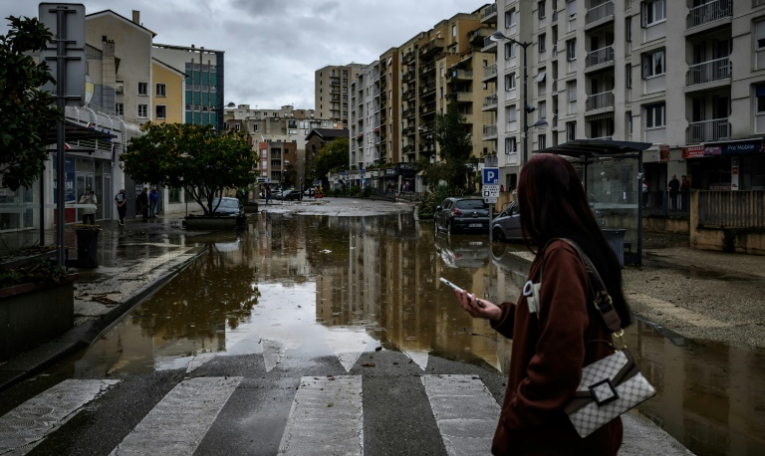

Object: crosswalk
[0,371,502,456]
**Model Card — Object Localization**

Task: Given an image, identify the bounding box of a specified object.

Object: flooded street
[62,212,763,456]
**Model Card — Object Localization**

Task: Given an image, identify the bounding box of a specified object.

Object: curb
[0,246,206,393]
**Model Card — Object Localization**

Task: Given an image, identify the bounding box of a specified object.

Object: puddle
[62,213,765,455]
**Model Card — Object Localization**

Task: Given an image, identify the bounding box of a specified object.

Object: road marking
[261,339,286,372]
[0,379,118,456]
[626,292,731,328]
[323,328,372,372]
[403,350,429,371]
[278,376,363,456]
[108,377,241,456]
[421,375,501,456]
[186,352,217,374]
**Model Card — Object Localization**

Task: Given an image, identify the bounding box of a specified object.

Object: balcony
[403,144,415,154]
[585,45,614,69]
[481,3,497,24]
[420,38,445,58]
[483,63,498,82]
[468,27,492,45]
[404,90,416,101]
[585,1,614,26]
[420,62,436,76]
[482,36,498,53]
[448,69,473,81]
[404,71,416,82]
[448,91,473,103]
[420,102,436,116]
[686,118,731,144]
[585,91,615,111]
[687,0,732,30]
[482,124,498,140]
[483,93,498,111]
[420,82,436,97]
[403,51,415,63]
[686,57,731,87]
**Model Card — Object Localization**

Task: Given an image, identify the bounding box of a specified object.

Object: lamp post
[490,31,548,168]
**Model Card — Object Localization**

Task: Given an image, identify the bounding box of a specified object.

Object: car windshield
[456,200,486,210]
[214,199,239,208]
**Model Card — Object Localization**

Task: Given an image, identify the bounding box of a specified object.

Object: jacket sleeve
[502,245,589,430]
[490,302,516,340]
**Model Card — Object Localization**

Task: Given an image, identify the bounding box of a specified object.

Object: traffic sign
[483,184,500,198]
[484,197,497,204]
[482,168,499,185]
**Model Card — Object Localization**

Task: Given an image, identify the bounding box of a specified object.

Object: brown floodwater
[72,213,764,456]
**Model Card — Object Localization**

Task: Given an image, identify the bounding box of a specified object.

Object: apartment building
[151,58,186,124]
[349,62,382,169]
[491,0,765,192]
[314,64,365,126]
[380,48,402,166]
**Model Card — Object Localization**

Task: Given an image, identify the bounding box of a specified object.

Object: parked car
[211,197,242,215]
[491,201,523,242]
[275,189,301,201]
[434,197,490,234]
[434,234,489,268]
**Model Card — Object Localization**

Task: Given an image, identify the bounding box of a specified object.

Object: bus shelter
[536,139,652,266]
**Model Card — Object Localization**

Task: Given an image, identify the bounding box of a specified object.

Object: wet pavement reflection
[71,213,763,456]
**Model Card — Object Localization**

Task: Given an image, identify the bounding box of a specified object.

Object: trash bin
[601,228,626,267]
[75,227,101,268]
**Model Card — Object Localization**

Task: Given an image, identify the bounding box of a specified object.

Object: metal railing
[686,57,731,85]
[484,64,498,79]
[449,69,473,80]
[586,45,614,67]
[483,93,498,108]
[687,0,732,29]
[699,191,765,228]
[585,91,615,110]
[643,191,691,217]
[686,118,731,144]
[586,1,615,24]
[483,124,498,138]
[483,36,498,49]
[484,3,497,18]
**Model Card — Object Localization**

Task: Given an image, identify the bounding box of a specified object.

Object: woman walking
[452,154,631,455]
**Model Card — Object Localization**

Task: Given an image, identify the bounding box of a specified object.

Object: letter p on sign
[483,168,499,185]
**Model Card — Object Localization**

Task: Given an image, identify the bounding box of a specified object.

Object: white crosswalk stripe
[422,375,502,456]
[0,379,118,456]
[108,377,241,456]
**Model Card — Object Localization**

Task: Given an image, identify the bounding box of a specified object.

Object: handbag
[545,239,656,438]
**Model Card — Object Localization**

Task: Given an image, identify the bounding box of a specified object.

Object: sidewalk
[0,213,207,391]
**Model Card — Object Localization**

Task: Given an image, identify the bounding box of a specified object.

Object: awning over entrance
[43,121,118,145]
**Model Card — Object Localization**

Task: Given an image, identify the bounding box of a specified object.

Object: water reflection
[73,212,763,455]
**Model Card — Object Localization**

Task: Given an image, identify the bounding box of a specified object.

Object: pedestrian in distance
[79,189,97,225]
[114,188,127,226]
[139,187,149,220]
[450,154,630,456]
[680,175,690,212]
[149,186,159,218]
[668,174,680,211]
[500,184,505,193]
[641,179,649,209]
[265,186,272,205]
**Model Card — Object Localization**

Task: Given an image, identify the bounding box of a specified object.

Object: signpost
[482,168,499,243]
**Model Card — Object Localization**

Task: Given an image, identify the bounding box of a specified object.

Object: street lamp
[490,31,548,166]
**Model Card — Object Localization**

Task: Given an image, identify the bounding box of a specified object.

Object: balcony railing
[483,124,498,138]
[687,0,732,29]
[483,3,497,18]
[586,45,614,67]
[449,69,473,80]
[449,91,473,103]
[687,57,731,85]
[483,36,498,50]
[483,93,498,109]
[586,1,614,24]
[686,118,731,144]
[585,91,615,111]
[484,64,498,79]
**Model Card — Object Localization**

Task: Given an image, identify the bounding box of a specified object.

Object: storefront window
[169,187,181,203]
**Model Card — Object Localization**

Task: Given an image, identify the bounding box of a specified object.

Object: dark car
[434,197,490,234]
[491,201,523,242]
[211,197,242,215]
[275,189,301,201]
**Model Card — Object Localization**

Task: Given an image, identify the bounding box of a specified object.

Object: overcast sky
[1,0,491,109]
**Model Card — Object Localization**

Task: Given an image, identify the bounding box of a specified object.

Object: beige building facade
[314,64,365,126]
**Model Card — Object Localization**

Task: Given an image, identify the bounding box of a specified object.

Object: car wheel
[493,227,506,243]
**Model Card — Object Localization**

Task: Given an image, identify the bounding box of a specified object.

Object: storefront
[683,138,765,191]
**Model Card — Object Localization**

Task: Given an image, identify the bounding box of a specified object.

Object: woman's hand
[454,289,502,322]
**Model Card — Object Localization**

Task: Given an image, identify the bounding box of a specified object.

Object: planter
[0,275,77,361]
[184,214,246,230]
[75,225,101,269]
[243,203,259,214]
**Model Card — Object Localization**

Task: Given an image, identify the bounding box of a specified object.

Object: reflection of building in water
[251,214,312,287]
[631,322,765,456]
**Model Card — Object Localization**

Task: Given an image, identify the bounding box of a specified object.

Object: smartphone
[439,278,484,307]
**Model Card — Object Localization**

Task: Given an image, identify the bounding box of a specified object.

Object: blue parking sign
[482,168,499,185]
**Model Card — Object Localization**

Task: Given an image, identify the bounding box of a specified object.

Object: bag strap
[540,238,623,333]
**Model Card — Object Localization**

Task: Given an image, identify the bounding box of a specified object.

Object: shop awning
[535,139,652,160]
[44,121,118,145]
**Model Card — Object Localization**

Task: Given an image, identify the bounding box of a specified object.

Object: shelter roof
[536,139,652,159]
[44,121,117,145]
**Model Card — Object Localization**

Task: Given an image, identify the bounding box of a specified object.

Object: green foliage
[0,16,61,191]
[417,185,469,219]
[360,186,372,198]
[123,123,258,214]
[421,102,473,190]
[0,258,68,289]
[331,189,343,197]
[309,138,349,189]
[347,185,361,197]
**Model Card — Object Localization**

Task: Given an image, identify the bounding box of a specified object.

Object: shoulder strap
[541,238,623,332]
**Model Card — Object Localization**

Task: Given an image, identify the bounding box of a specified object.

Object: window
[253,124,259,132]
[626,64,632,88]
[539,1,546,19]
[138,82,148,96]
[155,105,166,119]
[538,134,547,149]
[115,103,124,116]
[169,187,181,204]
[626,111,633,134]
[505,42,516,60]
[566,39,576,61]
[644,103,665,128]
[138,104,148,118]
[505,137,518,154]
[506,105,517,123]
[156,83,166,97]
[539,101,547,120]
[566,121,576,141]
[567,81,577,102]
[452,25,457,37]
[506,9,517,28]
[567,0,577,20]
[539,33,546,53]
[756,20,765,50]
[757,84,765,114]
[641,0,666,27]
[642,49,665,78]
[625,16,632,42]
[505,73,516,91]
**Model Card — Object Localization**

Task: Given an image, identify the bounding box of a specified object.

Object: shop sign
[385,168,397,176]
[704,146,721,156]
[709,183,732,190]
[682,145,705,159]
[721,139,764,156]
[659,145,670,162]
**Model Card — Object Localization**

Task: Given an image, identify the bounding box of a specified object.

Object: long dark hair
[517,154,631,328]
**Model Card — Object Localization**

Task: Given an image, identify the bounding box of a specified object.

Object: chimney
[132,10,140,25]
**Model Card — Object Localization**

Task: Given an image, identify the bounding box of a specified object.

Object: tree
[122,123,258,214]
[0,16,61,191]
[309,137,349,189]
[424,102,473,189]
